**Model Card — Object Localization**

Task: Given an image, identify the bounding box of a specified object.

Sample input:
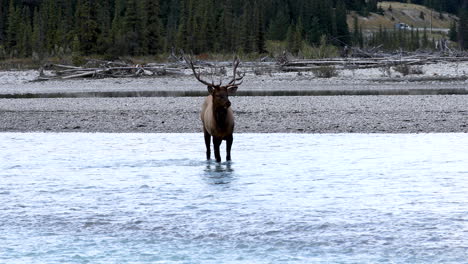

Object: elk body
[185,56,244,162]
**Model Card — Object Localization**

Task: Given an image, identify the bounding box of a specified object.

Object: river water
[0,133,467,263]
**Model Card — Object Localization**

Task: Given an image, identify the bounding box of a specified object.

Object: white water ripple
[0,133,467,264]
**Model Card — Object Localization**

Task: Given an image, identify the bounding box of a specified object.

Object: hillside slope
[348,1,458,31]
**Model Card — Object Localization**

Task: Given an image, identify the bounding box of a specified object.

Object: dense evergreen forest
[0,0,467,60]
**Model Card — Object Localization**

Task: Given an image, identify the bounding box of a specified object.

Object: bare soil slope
[348,1,457,31]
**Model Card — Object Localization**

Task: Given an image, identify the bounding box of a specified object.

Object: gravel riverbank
[1,95,467,133]
[1,66,467,133]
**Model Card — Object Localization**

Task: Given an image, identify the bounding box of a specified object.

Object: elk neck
[213,104,230,129]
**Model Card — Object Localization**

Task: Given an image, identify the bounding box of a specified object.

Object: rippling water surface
[1,133,467,264]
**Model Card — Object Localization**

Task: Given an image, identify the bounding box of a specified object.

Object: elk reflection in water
[203,161,235,186]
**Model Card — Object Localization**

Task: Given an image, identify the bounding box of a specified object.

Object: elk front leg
[213,136,222,162]
[226,134,233,161]
[204,128,211,160]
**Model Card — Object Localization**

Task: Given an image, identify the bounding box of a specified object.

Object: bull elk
[185,56,245,162]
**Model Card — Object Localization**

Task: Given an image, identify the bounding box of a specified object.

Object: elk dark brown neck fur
[185,55,244,162]
[214,108,228,130]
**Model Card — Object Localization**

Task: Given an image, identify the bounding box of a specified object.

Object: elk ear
[227,86,238,95]
[207,86,214,94]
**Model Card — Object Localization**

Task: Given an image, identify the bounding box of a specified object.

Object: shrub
[301,36,339,59]
[312,65,338,78]
[379,65,392,77]
[394,64,425,76]
[410,65,424,75]
[266,37,339,60]
[393,64,411,76]
[72,55,85,66]
[420,11,425,20]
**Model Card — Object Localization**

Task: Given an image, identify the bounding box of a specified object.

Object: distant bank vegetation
[0,0,467,66]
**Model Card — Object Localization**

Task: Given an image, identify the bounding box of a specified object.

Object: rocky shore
[1,95,467,133]
[1,66,468,134]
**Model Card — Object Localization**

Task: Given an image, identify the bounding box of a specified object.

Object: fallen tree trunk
[38,62,185,81]
[279,55,468,72]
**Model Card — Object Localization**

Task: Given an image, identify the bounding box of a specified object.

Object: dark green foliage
[18,7,33,57]
[31,8,43,56]
[217,0,236,52]
[145,0,164,55]
[335,0,351,46]
[6,0,20,52]
[239,1,254,53]
[449,21,458,42]
[312,65,338,78]
[0,0,466,58]
[75,0,99,55]
[367,27,440,52]
[123,0,144,55]
[0,1,6,45]
[268,8,289,41]
[253,0,266,53]
[459,3,468,50]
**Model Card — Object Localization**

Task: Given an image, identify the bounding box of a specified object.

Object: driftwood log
[34,50,468,81]
[279,55,468,72]
[37,61,185,81]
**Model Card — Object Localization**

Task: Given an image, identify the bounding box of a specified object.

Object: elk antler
[184,55,215,87]
[227,56,245,88]
[185,54,244,88]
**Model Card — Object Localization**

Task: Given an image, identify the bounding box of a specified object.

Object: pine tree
[307,17,321,45]
[192,0,204,53]
[218,0,235,52]
[18,6,32,57]
[205,0,217,52]
[75,0,99,55]
[294,20,303,54]
[459,8,468,49]
[145,0,164,55]
[267,8,289,41]
[352,16,360,46]
[253,0,266,53]
[448,21,457,42]
[6,0,20,52]
[422,27,429,48]
[0,0,6,46]
[414,29,421,50]
[124,0,144,55]
[96,0,113,54]
[195,0,216,53]
[43,0,60,52]
[286,23,302,55]
[71,35,83,65]
[317,0,334,38]
[335,0,351,46]
[367,0,378,12]
[286,24,295,53]
[240,1,254,53]
[175,0,189,52]
[31,8,44,56]
[165,0,181,48]
[110,0,127,57]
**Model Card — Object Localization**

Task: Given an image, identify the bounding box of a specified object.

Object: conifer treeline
[0,0,467,59]
[0,0,379,58]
